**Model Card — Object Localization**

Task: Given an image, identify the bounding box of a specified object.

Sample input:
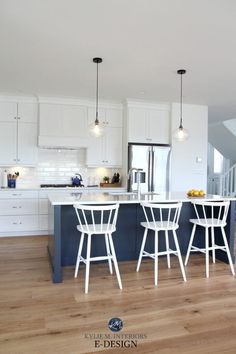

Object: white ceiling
[1,0,236,123]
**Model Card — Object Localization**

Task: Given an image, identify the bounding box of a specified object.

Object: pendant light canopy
[173,69,189,141]
[89,57,104,137]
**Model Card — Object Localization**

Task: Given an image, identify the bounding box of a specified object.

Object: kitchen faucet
[128,168,143,198]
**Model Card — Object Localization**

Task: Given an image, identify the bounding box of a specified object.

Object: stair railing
[219,163,236,196]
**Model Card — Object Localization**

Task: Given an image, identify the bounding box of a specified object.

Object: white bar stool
[73,203,122,293]
[136,202,187,286]
[185,200,235,278]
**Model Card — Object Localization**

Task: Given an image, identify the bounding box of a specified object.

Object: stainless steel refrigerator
[128,143,171,193]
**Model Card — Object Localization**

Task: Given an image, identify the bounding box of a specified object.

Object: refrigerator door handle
[148,149,151,191]
[151,149,154,191]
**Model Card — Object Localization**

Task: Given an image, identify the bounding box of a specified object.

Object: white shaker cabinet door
[86,127,122,167]
[105,127,122,167]
[0,102,17,122]
[17,102,38,123]
[147,109,170,144]
[17,122,38,165]
[127,107,146,142]
[86,135,103,166]
[0,122,17,164]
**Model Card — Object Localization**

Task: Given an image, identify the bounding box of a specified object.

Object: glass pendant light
[173,69,189,141]
[89,57,104,138]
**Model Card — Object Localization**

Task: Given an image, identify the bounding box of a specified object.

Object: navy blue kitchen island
[47,191,236,283]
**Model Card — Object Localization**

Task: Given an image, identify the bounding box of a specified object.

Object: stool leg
[74,232,84,278]
[85,234,91,294]
[154,231,158,286]
[105,233,113,274]
[221,227,235,276]
[185,224,196,266]
[108,233,122,289]
[136,228,148,272]
[211,227,216,263]
[165,230,171,268]
[173,230,187,282]
[205,228,209,278]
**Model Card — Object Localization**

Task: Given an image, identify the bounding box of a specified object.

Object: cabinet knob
[14,117,17,120]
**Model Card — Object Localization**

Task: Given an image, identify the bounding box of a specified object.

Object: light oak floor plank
[0,236,236,354]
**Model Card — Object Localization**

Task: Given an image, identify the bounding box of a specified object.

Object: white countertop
[47,191,234,206]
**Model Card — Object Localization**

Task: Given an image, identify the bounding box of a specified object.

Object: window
[213,148,223,174]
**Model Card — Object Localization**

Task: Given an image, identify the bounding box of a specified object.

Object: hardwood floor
[0,236,236,354]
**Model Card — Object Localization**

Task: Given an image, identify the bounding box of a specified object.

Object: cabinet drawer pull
[12,222,18,225]
[12,194,21,196]
[12,206,17,209]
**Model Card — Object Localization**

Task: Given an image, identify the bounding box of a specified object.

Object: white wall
[170,103,208,192]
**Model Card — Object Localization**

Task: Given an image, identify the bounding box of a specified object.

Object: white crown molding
[38,96,123,109]
[0,94,38,103]
[125,98,170,111]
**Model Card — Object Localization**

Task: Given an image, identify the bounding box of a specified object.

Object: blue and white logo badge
[108,318,123,332]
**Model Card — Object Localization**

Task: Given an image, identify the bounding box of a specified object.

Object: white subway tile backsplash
[0,149,122,187]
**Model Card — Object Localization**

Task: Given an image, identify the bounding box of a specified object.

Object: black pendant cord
[95,60,99,123]
[93,57,102,125]
[180,72,183,129]
[177,69,186,129]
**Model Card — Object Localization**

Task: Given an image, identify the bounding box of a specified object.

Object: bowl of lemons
[187,189,205,197]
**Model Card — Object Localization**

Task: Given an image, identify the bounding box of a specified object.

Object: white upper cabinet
[39,103,88,148]
[0,102,17,121]
[88,107,122,127]
[126,102,170,144]
[0,100,38,166]
[86,127,122,167]
[86,105,123,167]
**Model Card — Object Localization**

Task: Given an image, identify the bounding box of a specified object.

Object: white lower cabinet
[0,190,43,237]
[0,215,39,232]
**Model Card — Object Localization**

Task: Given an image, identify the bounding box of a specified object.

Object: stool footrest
[191,245,227,254]
[143,249,178,259]
[80,255,112,263]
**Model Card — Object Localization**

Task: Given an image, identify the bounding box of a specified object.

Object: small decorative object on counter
[7,172,19,188]
[103,176,110,184]
[187,189,205,197]
[100,173,121,187]
[2,170,8,188]
[71,173,84,187]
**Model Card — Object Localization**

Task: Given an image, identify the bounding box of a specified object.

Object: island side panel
[48,204,63,283]
[215,200,235,263]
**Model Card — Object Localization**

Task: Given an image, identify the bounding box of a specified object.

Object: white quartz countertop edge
[47,191,236,206]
